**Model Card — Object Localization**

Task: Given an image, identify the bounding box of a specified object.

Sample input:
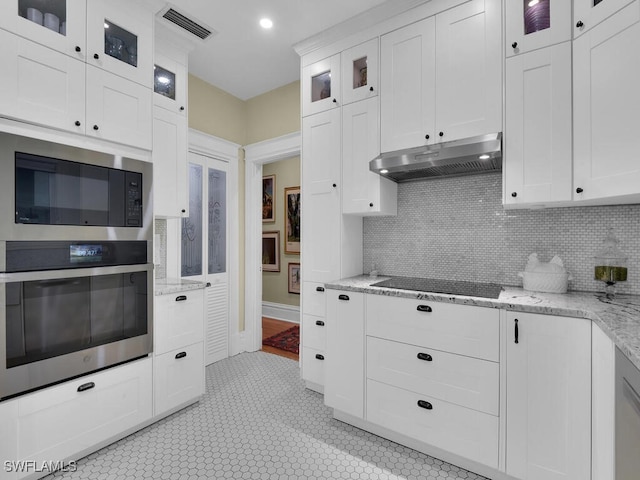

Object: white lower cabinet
[505,312,592,480]
[154,343,205,416]
[366,379,499,468]
[301,347,325,389]
[0,358,152,480]
[325,290,364,418]
[153,288,205,417]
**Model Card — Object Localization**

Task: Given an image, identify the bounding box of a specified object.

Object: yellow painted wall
[262,156,301,307]
[246,81,301,144]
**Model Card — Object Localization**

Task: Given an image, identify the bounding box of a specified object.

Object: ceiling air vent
[160,6,215,41]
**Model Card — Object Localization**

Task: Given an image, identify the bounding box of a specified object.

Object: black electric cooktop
[370,276,503,299]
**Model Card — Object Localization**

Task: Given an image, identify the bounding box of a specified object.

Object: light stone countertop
[154,277,208,295]
[326,275,640,371]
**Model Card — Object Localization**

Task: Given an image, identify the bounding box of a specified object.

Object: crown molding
[293,0,431,57]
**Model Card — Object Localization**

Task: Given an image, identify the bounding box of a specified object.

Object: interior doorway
[244,133,301,354]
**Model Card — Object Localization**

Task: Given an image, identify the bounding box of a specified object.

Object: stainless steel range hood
[369,132,502,183]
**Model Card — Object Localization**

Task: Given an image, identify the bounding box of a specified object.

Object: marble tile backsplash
[363,173,640,294]
[154,218,167,280]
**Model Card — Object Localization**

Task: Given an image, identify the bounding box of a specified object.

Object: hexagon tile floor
[45,352,488,480]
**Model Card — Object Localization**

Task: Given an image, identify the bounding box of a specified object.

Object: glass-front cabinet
[506,0,571,56]
[0,0,86,60]
[302,54,341,117]
[574,0,636,36]
[341,38,378,105]
[153,51,187,116]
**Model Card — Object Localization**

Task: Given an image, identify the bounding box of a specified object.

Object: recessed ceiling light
[380,169,389,174]
[260,18,273,29]
[478,154,491,160]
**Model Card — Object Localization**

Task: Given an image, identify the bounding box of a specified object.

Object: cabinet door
[86,0,153,88]
[301,109,341,283]
[573,1,640,202]
[574,0,636,36]
[504,43,572,206]
[301,54,341,117]
[506,0,571,56]
[154,342,204,416]
[0,0,86,60]
[341,38,378,105]
[154,288,204,355]
[0,30,85,134]
[435,0,502,142]
[86,65,152,150]
[153,107,188,217]
[342,97,397,216]
[380,16,436,152]
[506,312,591,480]
[325,290,364,418]
[154,51,187,116]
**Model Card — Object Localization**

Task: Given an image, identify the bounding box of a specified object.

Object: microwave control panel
[125,172,143,227]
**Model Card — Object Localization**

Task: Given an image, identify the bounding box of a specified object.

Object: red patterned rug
[262,325,299,354]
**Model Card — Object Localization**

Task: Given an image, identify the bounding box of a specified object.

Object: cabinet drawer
[366,295,499,361]
[302,281,327,317]
[367,379,498,469]
[302,347,325,388]
[367,336,498,415]
[154,342,204,416]
[154,288,204,355]
[16,358,152,468]
[302,314,326,351]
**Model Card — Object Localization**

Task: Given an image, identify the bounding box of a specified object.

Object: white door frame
[244,132,301,352]
[187,128,241,355]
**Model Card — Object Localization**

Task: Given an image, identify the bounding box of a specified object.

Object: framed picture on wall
[262,231,280,272]
[284,186,301,254]
[262,174,275,223]
[288,262,301,294]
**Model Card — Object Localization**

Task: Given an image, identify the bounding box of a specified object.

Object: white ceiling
[162,0,391,100]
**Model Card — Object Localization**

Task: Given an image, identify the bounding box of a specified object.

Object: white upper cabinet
[434,0,502,142]
[0,0,86,61]
[505,312,591,480]
[506,0,572,56]
[341,38,378,105]
[573,0,640,202]
[504,42,573,206]
[154,51,187,116]
[86,0,153,88]
[342,97,397,216]
[574,0,636,37]
[302,54,341,117]
[381,0,501,152]
[380,16,435,153]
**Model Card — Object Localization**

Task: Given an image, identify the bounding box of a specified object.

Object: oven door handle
[0,263,152,283]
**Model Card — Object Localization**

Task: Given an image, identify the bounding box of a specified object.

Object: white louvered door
[181,151,229,365]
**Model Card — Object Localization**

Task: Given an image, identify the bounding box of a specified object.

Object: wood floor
[262,317,299,361]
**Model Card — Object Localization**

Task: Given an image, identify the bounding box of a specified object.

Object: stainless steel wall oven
[0,132,153,400]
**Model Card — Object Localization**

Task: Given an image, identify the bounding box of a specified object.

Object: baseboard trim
[262,302,300,324]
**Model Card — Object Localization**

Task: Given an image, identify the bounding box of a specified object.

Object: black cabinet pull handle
[576,20,584,28]
[369,202,374,207]
[439,131,444,137]
[417,352,433,362]
[75,46,82,52]
[369,86,374,92]
[175,351,187,359]
[181,209,186,213]
[425,134,430,140]
[206,282,212,287]
[176,295,187,302]
[511,192,518,197]
[180,106,185,111]
[77,382,95,392]
[332,98,337,103]
[515,318,519,344]
[416,305,432,313]
[338,294,350,301]
[512,41,518,49]
[576,187,584,194]
[94,53,99,59]
[417,400,433,410]
[93,125,99,131]
[315,320,325,326]
[316,286,325,292]
[332,183,337,188]
[75,120,81,126]
[315,354,324,360]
